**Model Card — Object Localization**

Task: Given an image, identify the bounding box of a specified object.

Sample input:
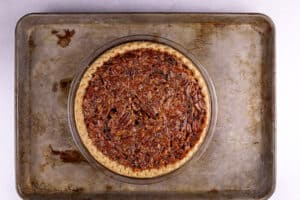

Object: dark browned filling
[82,48,207,171]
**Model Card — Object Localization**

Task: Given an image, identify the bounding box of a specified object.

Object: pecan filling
[82,48,207,171]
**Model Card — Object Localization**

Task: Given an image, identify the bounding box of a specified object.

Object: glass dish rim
[67,34,218,184]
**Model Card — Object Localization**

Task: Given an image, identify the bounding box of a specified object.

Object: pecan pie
[74,41,211,178]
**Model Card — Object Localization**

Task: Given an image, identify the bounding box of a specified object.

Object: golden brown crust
[74,41,211,178]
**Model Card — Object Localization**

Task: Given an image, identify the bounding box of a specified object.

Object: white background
[1,0,299,199]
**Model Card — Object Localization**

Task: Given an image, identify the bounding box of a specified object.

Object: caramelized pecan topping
[82,48,207,170]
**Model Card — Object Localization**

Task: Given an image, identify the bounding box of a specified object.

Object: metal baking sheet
[15,13,275,200]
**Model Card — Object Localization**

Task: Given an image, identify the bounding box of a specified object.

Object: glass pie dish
[67,35,217,184]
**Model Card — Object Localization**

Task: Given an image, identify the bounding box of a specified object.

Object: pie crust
[74,41,211,178]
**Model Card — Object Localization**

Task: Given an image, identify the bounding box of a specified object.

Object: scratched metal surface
[15,13,275,200]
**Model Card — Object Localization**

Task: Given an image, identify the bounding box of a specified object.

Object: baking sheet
[15,13,275,199]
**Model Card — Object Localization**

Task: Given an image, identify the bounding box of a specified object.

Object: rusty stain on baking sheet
[49,145,87,163]
[57,77,73,106]
[67,185,85,193]
[208,188,219,194]
[188,24,214,53]
[51,29,75,48]
[52,78,73,105]
[30,178,84,193]
[105,184,113,191]
[30,179,55,192]
[59,78,73,93]
[207,188,219,197]
[40,145,87,172]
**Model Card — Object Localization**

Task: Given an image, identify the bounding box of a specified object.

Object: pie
[74,41,211,178]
